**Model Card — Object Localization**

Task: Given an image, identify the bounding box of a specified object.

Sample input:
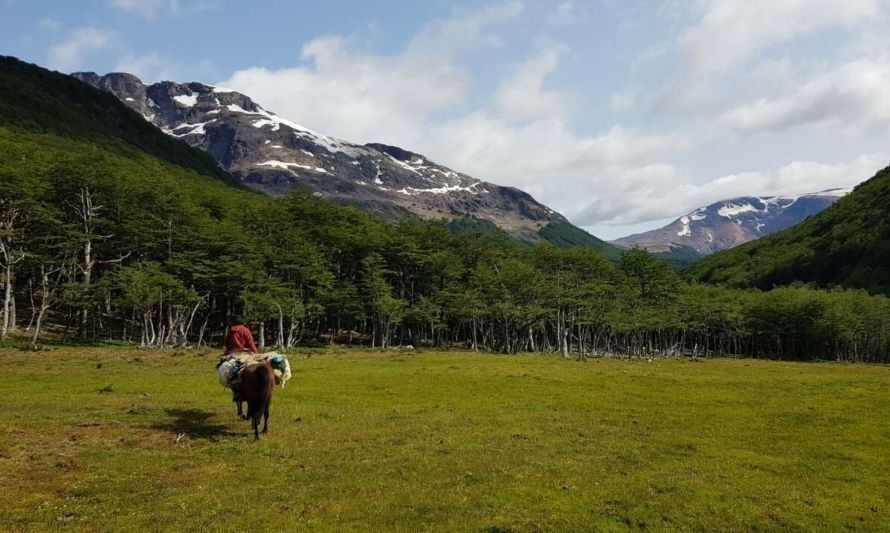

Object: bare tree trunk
[472,315,478,351]
[258,321,265,350]
[275,304,284,349]
[561,327,569,359]
[1,263,12,339]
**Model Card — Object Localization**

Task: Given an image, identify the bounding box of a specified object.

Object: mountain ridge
[613,189,848,255]
[72,70,618,256]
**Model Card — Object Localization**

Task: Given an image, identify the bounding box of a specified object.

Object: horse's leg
[233,392,245,419]
[252,413,260,440]
[262,404,269,434]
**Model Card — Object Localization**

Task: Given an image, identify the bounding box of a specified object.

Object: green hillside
[0,55,235,185]
[686,165,890,294]
[539,220,622,259]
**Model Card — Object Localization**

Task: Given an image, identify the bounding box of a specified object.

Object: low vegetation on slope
[1,348,887,531]
[686,165,890,295]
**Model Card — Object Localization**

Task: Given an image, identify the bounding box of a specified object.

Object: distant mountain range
[613,190,848,255]
[686,167,890,295]
[72,71,617,256]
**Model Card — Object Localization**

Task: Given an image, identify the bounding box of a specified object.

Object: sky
[3,0,890,239]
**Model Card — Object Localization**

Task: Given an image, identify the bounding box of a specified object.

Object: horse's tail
[247,363,274,419]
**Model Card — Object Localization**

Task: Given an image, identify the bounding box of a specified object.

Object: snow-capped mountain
[71,71,602,246]
[612,190,849,255]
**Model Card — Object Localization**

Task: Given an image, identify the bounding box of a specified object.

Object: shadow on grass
[150,408,238,440]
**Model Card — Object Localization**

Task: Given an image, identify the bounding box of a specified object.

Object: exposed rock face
[72,72,574,243]
[613,191,848,255]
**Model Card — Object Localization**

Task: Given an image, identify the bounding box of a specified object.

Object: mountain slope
[685,166,890,295]
[0,56,236,186]
[614,190,847,255]
[72,71,619,255]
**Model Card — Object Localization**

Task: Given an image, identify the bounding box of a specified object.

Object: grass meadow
[0,347,888,531]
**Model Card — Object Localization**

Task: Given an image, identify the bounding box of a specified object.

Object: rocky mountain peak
[613,190,848,255]
[72,71,605,247]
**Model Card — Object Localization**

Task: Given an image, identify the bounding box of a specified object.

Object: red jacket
[224,324,258,355]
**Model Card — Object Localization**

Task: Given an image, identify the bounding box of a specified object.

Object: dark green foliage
[653,244,703,269]
[538,220,622,259]
[0,55,236,186]
[686,165,890,295]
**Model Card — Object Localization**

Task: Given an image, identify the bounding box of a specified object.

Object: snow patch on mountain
[614,190,849,255]
[173,93,198,107]
[718,202,758,217]
[677,216,691,237]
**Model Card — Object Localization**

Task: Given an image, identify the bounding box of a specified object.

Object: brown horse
[232,361,275,440]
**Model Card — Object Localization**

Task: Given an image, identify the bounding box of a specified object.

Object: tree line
[2,130,889,362]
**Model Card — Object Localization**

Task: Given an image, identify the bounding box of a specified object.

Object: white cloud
[218,1,523,145]
[654,0,886,115]
[492,46,571,122]
[215,2,698,228]
[47,27,114,72]
[38,18,61,31]
[208,0,887,236]
[588,153,887,228]
[676,0,880,77]
[721,58,890,134]
[108,0,216,19]
[547,2,586,25]
[219,36,468,145]
[610,90,636,113]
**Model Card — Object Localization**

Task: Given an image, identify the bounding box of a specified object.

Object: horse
[232,361,275,440]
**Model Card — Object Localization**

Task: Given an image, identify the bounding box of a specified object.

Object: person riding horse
[219,316,259,385]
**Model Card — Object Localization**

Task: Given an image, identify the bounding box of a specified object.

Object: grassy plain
[0,347,888,531]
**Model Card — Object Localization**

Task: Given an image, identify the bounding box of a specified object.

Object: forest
[1,55,889,363]
[2,128,889,362]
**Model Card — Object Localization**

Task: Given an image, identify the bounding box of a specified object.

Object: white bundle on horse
[217,352,291,389]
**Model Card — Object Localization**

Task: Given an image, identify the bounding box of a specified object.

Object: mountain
[613,190,848,255]
[71,71,618,256]
[685,166,890,295]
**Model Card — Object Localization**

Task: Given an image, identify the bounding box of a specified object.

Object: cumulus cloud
[210,0,888,235]
[218,1,523,145]
[721,58,890,134]
[677,0,880,76]
[47,27,114,72]
[220,36,468,145]
[654,0,886,115]
[492,46,571,122]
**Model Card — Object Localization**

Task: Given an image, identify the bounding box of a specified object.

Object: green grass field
[0,348,888,531]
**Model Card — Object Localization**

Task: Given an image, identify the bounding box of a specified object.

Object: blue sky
[3,0,890,239]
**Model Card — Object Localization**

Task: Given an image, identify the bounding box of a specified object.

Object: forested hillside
[686,165,890,295]
[1,56,889,362]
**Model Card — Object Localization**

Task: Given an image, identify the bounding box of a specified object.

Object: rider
[221,316,258,383]
[224,315,258,357]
